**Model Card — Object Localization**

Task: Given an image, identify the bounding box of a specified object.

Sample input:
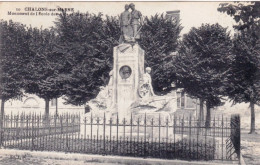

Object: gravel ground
[0,149,231,165]
[241,130,260,165]
[0,153,121,165]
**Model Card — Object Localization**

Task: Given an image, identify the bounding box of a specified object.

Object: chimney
[166,10,180,23]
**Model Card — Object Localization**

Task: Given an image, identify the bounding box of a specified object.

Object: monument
[129,3,143,40]
[86,3,177,120]
[119,4,132,42]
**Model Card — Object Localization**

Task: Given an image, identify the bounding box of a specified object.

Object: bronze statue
[119,4,132,42]
[129,3,143,40]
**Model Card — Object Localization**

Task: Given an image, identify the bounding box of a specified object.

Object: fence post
[159,114,161,158]
[109,116,112,154]
[96,117,100,154]
[116,114,119,154]
[221,115,224,161]
[123,116,126,156]
[151,117,154,143]
[31,114,34,151]
[10,115,12,145]
[181,115,184,158]
[0,113,3,147]
[37,116,40,150]
[238,115,241,164]
[205,119,208,160]
[26,115,29,149]
[103,113,106,155]
[166,116,169,158]
[130,113,133,154]
[15,115,19,148]
[66,114,69,152]
[173,115,176,155]
[231,114,240,164]
[60,115,63,151]
[213,117,216,159]
[91,113,93,143]
[189,114,192,160]
[144,113,147,158]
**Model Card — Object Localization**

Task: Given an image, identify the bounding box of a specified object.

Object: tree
[54,12,120,105]
[0,20,32,117]
[53,12,182,105]
[175,24,233,127]
[140,14,182,94]
[218,2,260,133]
[24,27,65,115]
[218,2,260,32]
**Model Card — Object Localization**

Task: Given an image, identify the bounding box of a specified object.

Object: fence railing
[0,113,240,162]
[230,114,241,162]
[0,113,80,141]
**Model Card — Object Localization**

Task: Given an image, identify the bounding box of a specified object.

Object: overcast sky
[0,2,237,35]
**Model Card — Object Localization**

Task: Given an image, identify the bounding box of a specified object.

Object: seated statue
[139,67,155,98]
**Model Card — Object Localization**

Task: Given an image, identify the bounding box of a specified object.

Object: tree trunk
[55,98,58,116]
[205,101,211,128]
[1,99,5,118]
[199,99,204,125]
[249,101,256,134]
[0,99,5,128]
[45,99,50,116]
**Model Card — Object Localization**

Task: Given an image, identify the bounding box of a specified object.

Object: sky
[0,2,236,36]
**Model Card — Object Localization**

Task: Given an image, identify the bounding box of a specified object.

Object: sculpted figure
[119,4,132,42]
[139,67,155,98]
[129,3,143,40]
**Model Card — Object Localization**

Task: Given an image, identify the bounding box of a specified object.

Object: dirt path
[241,129,260,165]
[0,153,120,165]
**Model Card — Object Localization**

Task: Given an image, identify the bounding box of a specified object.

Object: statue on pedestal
[119,4,132,42]
[139,67,155,98]
[119,3,143,43]
[129,3,143,40]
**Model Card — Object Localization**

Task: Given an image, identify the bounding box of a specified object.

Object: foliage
[175,23,232,108]
[0,20,32,115]
[218,2,260,133]
[54,12,182,105]
[218,2,260,104]
[175,24,232,127]
[54,12,120,105]
[218,2,260,32]
[140,14,182,94]
[226,33,260,104]
[24,27,65,114]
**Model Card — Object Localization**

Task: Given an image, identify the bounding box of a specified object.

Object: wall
[0,93,84,115]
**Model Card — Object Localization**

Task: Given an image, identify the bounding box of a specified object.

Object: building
[166,10,180,24]
[0,93,84,115]
[175,88,200,118]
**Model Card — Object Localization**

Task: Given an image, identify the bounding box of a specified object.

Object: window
[186,97,196,109]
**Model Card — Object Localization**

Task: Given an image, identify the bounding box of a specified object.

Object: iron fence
[0,113,80,141]
[0,113,240,162]
[229,114,241,162]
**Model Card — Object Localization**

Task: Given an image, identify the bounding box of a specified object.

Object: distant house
[0,93,84,115]
[175,88,200,117]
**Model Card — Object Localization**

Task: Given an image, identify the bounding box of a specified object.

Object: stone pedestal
[112,44,144,118]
